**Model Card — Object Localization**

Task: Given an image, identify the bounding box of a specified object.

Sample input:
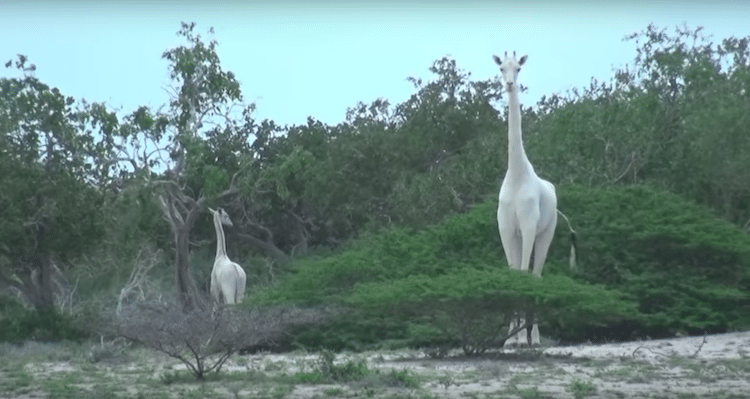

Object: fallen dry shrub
[116,301,325,379]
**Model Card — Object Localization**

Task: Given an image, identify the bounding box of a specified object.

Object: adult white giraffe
[494,51,558,347]
[209,207,247,305]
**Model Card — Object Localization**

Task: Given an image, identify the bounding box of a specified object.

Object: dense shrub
[255,184,750,350]
[349,267,638,353]
[255,192,636,350]
[554,184,750,336]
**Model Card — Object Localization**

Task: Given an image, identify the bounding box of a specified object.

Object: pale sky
[2,1,749,127]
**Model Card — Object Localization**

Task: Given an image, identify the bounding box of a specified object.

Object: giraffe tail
[234,265,247,304]
[557,210,578,271]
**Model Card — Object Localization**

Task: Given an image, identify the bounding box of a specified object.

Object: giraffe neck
[213,214,227,260]
[505,86,533,178]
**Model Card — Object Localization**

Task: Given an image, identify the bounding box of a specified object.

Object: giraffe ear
[208,207,216,214]
[492,55,502,66]
[518,55,528,65]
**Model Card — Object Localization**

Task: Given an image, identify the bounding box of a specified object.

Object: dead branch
[103,157,141,173]
[689,335,708,358]
[611,152,637,184]
[117,244,163,316]
[632,345,669,358]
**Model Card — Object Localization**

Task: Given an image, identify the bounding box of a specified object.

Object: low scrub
[116,301,325,379]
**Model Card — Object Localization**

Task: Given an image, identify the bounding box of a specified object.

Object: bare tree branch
[237,232,288,263]
[103,157,141,173]
[117,244,163,316]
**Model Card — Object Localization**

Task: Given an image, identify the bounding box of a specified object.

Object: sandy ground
[223,331,750,398]
[4,332,750,398]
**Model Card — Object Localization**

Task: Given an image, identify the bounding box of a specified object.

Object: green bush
[554,184,750,336]
[254,184,750,350]
[255,194,636,350]
[0,297,89,343]
[258,199,504,307]
[349,266,639,351]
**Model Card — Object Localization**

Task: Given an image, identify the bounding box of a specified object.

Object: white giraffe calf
[209,207,247,305]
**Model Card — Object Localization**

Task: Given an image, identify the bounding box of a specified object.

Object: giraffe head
[209,207,234,227]
[492,51,527,92]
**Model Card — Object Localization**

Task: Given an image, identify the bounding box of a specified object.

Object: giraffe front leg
[504,314,528,348]
[521,309,539,347]
[530,320,541,347]
[504,317,519,348]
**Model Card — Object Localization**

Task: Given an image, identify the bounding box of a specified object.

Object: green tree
[0,55,106,311]
[526,24,750,229]
[385,57,505,228]
[99,22,250,310]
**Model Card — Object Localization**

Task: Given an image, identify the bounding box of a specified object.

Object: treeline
[1,23,749,344]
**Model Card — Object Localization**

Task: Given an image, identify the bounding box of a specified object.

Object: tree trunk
[160,189,207,313]
[174,219,205,312]
[0,255,58,311]
[26,219,56,311]
[34,254,56,311]
[237,233,288,263]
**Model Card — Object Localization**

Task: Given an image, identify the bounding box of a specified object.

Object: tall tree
[101,23,250,311]
[526,24,750,228]
[0,55,106,310]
